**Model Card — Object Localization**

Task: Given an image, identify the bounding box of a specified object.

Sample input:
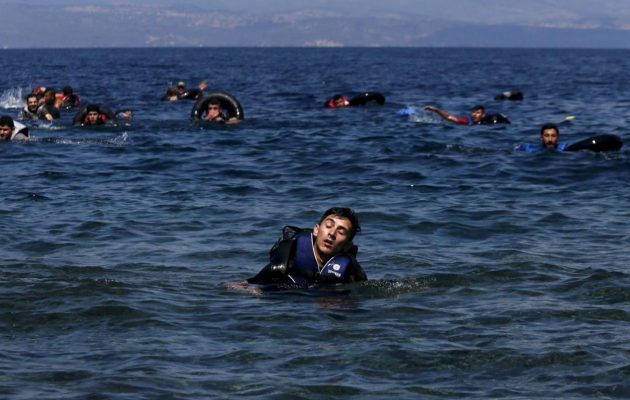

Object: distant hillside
[2,2,630,48]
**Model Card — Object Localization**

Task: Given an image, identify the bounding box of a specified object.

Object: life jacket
[247,226,366,287]
[10,121,29,141]
[19,106,38,120]
[287,232,355,286]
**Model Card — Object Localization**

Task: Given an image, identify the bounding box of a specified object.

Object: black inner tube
[481,113,510,124]
[72,104,117,125]
[191,91,244,120]
[565,134,623,152]
[348,92,386,106]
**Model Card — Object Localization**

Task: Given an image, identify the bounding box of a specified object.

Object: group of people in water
[0,84,138,141]
[1,84,624,154]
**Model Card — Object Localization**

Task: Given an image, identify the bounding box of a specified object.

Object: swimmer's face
[43,91,55,104]
[470,108,485,123]
[541,128,559,149]
[313,216,353,263]
[0,124,13,140]
[206,103,221,119]
[86,111,100,124]
[26,97,39,112]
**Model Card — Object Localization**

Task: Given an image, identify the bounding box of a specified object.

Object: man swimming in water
[516,123,567,152]
[0,115,29,141]
[202,98,239,124]
[164,80,208,101]
[424,104,487,125]
[17,94,39,120]
[226,207,367,291]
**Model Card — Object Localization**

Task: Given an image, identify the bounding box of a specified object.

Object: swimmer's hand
[224,280,263,296]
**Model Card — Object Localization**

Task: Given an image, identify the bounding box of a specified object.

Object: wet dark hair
[86,104,100,113]
[471,105,485,112]
[62,86,73,95]
[208,98,221,106]
[319,207,361,239]
[540,123,559,136]
[0,115,15,128]
[332,94,344,101]
[26,93,38,101]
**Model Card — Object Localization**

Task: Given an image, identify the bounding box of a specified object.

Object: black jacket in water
[247,226,367,287]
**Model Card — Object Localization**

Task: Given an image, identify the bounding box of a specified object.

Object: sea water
[0,48,629,399]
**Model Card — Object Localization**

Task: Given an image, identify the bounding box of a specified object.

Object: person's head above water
[470,105,486,123]
[0,115,15,140]
[25,94,39,113]
[85,105,103,125]
[312,207,361,264]
[540,123,560,149]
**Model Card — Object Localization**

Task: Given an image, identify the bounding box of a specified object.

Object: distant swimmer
[225,207,367,292]
[326,94,350,108]
[325,92,386,108]
[163,80,208,101]
[201,98,239,124]
[17,93,40,121]
[0,115,29,142]
[517,123,623,153]
[56,86,81,109]
[424,104,510,125]
[191,91,244,123]
[73,104,133,126]
[516,123,566,152]
[36,87,61,121]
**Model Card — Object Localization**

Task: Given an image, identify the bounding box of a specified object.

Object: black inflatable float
[565,134,623,152]
[481,113,510,124]
[190,91,244,121]
[494,91,523,101]
[348,92,386,106]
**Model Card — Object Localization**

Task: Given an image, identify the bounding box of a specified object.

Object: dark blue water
[1,48,629,399]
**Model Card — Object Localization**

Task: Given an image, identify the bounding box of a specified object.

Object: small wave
[0,87,25,109]
[32,131,129,146]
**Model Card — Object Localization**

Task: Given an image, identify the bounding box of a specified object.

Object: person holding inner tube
[424,104,487,125]
[517,123,624,153]
[326,94,350,108]
[225,207,367,293]
[77,104,132,126]
[0,115,29,142]
[516,123,566,152]
[202,98,239,124]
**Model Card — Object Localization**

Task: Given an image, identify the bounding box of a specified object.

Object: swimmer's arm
[424,105,460,123]
[198,81,208,91]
